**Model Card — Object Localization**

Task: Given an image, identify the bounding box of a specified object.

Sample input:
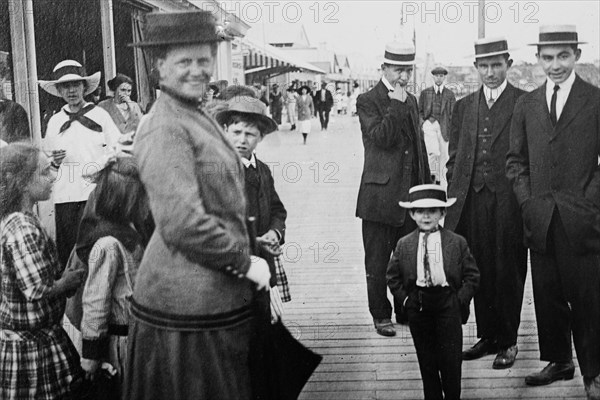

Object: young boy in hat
[215,92,291,315]
[387,184,479,400]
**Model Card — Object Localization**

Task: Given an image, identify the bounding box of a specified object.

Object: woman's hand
[257,230,282,256]
[270,286,284,324]
[245,256,271,291]
[60,268,86,292]
[81,358,100,381]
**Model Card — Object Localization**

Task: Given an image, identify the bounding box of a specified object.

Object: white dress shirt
[241,153,257,168]
[434,84,445,95]
[545,70,576,122]
[483,79,508,103]
[382,76,395,92]
[416,230,448,287]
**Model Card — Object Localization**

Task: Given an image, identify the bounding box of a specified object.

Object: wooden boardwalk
[258,114,585,400]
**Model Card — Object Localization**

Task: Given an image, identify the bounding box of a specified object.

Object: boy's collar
[419,225,440,233]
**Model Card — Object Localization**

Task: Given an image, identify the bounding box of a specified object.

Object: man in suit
[446,37,528,370]
[419,65,456,188]
[314,81,334,130]
[356,41,430,337]
[507,25,600,396]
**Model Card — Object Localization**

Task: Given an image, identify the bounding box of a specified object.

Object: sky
[224,0,600,66]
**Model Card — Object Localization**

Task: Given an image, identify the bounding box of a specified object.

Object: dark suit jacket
[445,83,525,231]
[314,88,334,111]
[246,158,287,286]
[507,74,600,254]
[246,158,287,240]
[418,86,456,140]
[386,228,480,323]
[356,80,431,226]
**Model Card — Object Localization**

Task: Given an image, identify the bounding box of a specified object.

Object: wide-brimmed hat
[399,184,456,209]
[528,24,587,46]
[215,96,278,135]
[298,85,312,94]
[473,37,511,59]
[431,65,448,75]
[383,41,416,66]
[130,11,223,47]
[39,60,101,97]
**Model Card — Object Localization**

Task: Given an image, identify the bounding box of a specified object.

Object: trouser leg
[54,201,87,267]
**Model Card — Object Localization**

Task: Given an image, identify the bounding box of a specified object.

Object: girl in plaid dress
[0,143,85,400]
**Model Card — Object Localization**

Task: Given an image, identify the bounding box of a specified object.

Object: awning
[242,37,325,76]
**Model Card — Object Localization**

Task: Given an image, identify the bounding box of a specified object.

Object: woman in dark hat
[126,11,270,400]
[98,73,144,135]
[296,85,314,144]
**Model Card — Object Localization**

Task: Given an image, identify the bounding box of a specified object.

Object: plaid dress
[0,212,81,400]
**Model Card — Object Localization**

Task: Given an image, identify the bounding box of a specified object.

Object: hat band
[475,41,508,56]
[408,189,447,204]
[384,51,415,62]
[539,31,578,43]
[53,65,85,80]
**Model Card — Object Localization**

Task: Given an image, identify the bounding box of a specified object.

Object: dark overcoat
[506,75,600,254]
[418,86,456,140]
[445,83,525,231]
[355,80,430,227]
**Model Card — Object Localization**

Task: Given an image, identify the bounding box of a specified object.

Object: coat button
[405,150,409,154]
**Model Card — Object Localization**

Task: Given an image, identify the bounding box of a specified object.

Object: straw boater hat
[431,65,448,75]
[383,41,416,66]
[39,60,101,98]
[528,24,587,46]
[473,37,511,59]
[129,10,223,47]
[215,96,278,135]
[399,184,456,209]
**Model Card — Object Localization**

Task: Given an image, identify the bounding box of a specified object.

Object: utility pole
[478,0,486,38]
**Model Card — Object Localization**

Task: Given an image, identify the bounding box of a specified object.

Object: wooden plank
[257,117,587,399]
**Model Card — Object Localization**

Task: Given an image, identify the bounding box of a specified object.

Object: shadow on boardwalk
[258,115,586,400]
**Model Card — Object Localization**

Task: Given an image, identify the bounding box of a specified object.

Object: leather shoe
[462,338,497,360]
[374,318,396,337]
[525,361,575,386]
[492,345,518,369]
[584,374,600,400]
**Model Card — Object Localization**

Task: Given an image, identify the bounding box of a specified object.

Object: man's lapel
[533,81,555,136]
[466,89,480,143]
[552,75,587,139]
[491,84,515,144]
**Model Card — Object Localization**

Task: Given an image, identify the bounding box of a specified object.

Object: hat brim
[399,198,457,209]
[215,110,278,135]
[383,58,415,66]
[39,71,101,97]
[528,40,587,46]
[473,49,513,59]
[128,37,224,47]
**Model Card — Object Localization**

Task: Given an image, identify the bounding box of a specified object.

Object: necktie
[550,84,559,126]
[487,97,495,109]
[59,104,102,133]
[423,232,433,287]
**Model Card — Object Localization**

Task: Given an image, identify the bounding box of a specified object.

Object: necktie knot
[60,104,102,134]
[553,84,560,93]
